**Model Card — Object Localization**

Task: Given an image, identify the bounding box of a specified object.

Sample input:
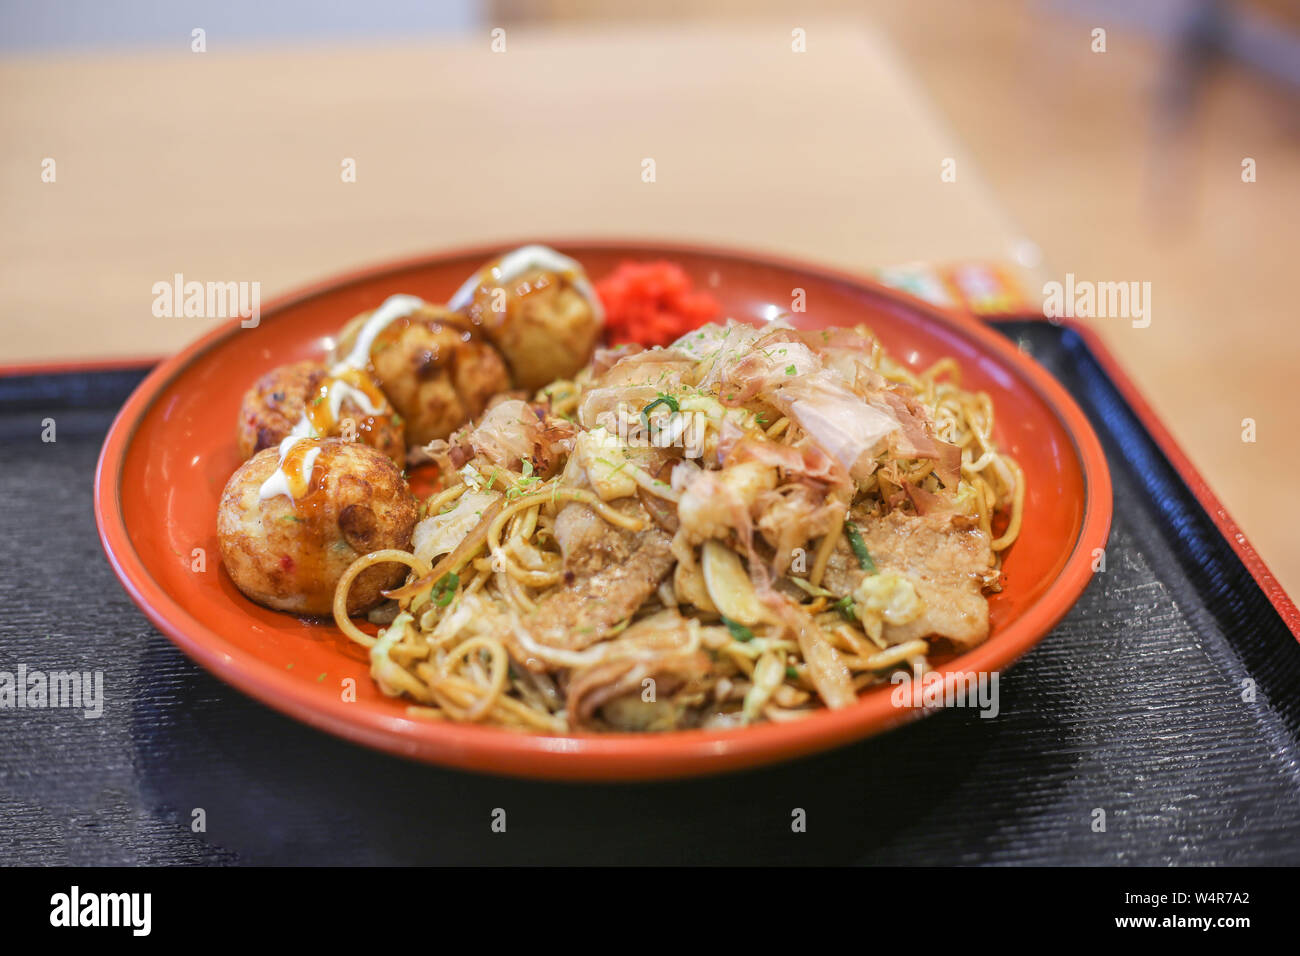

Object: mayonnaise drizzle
[276,293,424,457]
[289,377,387,440]
[447,244,604,321]
[334,294,427,374]
[258,435,322,502]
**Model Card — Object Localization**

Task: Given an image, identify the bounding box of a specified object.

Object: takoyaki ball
[454,259,603,392]
[217,438,417,616]
[235,360,406,464]
[331,305,510,447]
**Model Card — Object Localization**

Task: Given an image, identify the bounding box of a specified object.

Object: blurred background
[2,0,1297,594]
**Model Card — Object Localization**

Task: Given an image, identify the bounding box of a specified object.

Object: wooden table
[0,21,1029,362]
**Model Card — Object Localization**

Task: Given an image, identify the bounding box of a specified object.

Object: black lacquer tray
[1,320,1297,865]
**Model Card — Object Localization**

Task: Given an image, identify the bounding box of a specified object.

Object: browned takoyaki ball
[330,305,510,447]
[217,438,417,616]
[455,267,602,392]
[235,360,406,463]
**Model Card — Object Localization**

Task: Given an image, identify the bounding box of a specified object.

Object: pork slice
[823,510,994,648]
[553,499,637,575]
[566,651,710,730]
[564,611,712,729]
[527,499,676,650]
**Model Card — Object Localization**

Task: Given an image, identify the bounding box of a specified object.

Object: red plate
[95,240,1111,780]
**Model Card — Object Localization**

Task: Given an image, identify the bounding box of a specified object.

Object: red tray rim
[982,313,1299,639]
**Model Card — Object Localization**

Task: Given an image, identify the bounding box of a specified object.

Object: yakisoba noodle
[334,320,1024,733]
[876,348,1025,552]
